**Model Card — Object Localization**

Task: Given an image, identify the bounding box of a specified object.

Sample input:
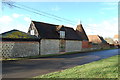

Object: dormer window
[30,30,34,35]
[60,31,65,38]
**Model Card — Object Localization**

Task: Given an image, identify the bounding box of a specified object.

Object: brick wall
[82,41,92,48]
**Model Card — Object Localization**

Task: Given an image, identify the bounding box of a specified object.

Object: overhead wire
[3,2,107,34]
[3,2,76,25]
[17,3,77,23]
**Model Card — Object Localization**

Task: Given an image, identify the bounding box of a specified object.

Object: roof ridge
[64,26,74,29]
[32,20,59,26]
[1,29,21,35]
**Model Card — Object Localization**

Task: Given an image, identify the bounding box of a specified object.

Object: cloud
[102,2,118,6]
[99,2,117,15]
[101,7,117,10]
[85,17,118,38]
[24,17,31,22]
[51,6,60,11]
[101,2,117,11]
[65,24,75,29]
[0,23,28,34]
[15,24,28,32]
[0,16,12,23]
[0,15,31,34]
[12,13,22,18]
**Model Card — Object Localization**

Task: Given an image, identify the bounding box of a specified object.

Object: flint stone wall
[1,41,39,58]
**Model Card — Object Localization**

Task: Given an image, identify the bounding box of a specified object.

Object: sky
[0,1,118,38]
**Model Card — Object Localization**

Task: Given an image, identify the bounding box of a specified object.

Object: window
[60,31,65,38]
[30,30,34,35]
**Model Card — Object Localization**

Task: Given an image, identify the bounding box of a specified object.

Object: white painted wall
[114,38,118,41]
[65,40,82,52]
[40,39,60,55]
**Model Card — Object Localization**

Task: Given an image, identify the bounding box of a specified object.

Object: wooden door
[59,39,66,52]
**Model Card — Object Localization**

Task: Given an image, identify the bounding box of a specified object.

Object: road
[2,49,119,78]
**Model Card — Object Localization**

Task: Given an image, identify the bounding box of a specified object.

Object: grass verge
[33,55,119,78]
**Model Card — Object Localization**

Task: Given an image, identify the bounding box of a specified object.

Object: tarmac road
[2,49,119,78]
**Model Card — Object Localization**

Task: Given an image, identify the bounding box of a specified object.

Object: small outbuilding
[88,35,110,49]
[1,29,39,58]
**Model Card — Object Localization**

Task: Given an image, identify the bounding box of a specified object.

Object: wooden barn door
[59,39,66,52]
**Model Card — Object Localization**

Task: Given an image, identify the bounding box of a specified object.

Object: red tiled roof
[88,35,107,44]
[114,34,119,39]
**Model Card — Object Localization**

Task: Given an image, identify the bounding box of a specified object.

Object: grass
[33,55,119,78]
[1,58,26,61]
[1,48,117,61]
[1,30,38,39]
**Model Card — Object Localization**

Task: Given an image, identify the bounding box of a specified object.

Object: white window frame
[31,30,35,35]
[60,31,65,38]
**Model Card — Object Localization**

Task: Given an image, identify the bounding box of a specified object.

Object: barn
[28,21,85,55]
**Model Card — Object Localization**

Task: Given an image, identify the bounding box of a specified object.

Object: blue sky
[0,2,118,38]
